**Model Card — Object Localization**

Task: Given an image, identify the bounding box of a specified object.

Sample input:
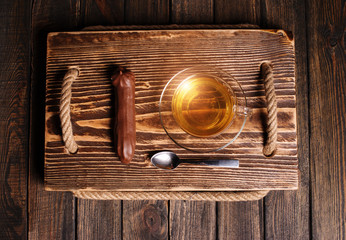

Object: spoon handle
[182,160,239,168]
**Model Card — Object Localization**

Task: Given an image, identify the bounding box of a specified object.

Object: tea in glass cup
[171,74,236,137]
[159,66,250,152]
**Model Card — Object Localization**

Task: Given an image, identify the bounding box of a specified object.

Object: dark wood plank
[121,2,170,240]
[214,0,261,24]
[0,0,30,239]
[122,200,168,239]
[77,3,125,240]
[171,0,214,24]
[81,0,125,26]
[260,0,311,239]
[307,0,345,238]
[77,200,122,240]
[214,2,264,239]
[124,0,169,24]
[170,201,216,240]
[118,2,171,239]
[169,3,216,240]
[28,193,75,239]
[29,0,80,239]
[218,200,263,239]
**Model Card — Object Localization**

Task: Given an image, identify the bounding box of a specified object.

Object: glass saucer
[159,66,250,152]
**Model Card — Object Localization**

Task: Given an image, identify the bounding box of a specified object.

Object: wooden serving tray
[45,29,297,192]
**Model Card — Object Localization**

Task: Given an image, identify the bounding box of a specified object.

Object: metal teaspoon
[150,151,239,170]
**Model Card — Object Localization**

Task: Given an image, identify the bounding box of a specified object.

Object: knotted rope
[60,68,79,154]
[261,62,278,157]
[73,190,269,201]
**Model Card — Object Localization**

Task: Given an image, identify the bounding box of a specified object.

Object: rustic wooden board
[45,29,298,191]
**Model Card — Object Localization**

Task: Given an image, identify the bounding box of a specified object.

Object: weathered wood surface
[123,200,168,239]
[171,0,214,24]
[214,2,266,240]
[307,0,346,238]
[29,0,79,239]
[218,200,263,239]
[77,199,122,239]
[168,4,218,240]
[77,2,125,240]
[2,0,344,239]
[170,201,216,240]
[125,0,169,24]
[0,0,30,239]
[261,0,311,239]
[45,29,298,192]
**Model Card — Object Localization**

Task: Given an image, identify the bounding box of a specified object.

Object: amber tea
[172,75,235,137]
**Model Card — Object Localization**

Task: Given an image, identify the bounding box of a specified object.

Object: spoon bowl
[151,151,181,170]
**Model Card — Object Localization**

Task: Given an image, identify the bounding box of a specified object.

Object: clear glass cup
[159,66,251,152]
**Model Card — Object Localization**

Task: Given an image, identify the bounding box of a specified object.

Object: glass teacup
[159,66,251,152]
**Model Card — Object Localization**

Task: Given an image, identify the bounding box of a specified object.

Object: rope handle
[261,62,278,157]
[60,68,79,154]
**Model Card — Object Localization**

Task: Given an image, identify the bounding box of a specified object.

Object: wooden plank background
[45,29,298,192]
[0,0,30,239]
[0,0,344,239]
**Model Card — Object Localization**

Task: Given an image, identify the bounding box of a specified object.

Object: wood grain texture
[122,200,168,240]
[125,0,169,25]
[3,0,345,239]
[218,200,263,239]
[123,1,171,237]
[214,0,261,24]
[29,0,79,239]
[44,29,298,192]
[169,5,217,240]
[77,199,122,239]
[214,3,264,240]
[81,0,125,26]
[171,0,214,24]
[307,0,346,238]
[77,3,125,240]
[170,201,216,240]
[0,0,30,239]
[261,0,311,239]
[28,192,75,240]
[122,3,170,239]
